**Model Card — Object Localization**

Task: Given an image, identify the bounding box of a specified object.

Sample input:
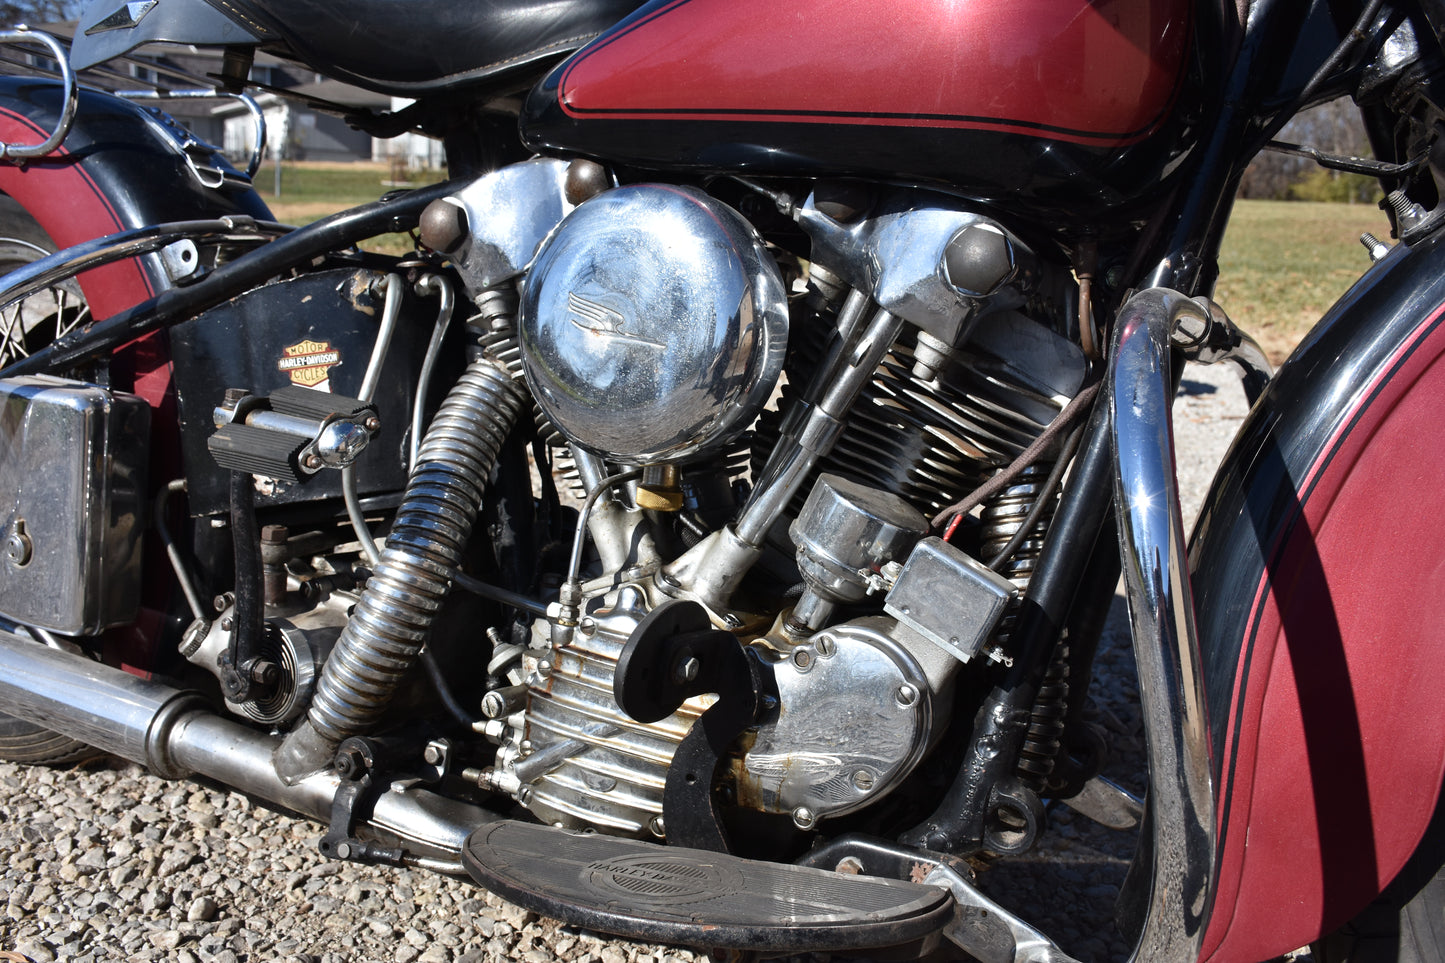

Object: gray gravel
[0,362,1252,963]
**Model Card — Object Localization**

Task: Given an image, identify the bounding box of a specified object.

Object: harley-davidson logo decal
[277,339,341,391]
[567,292,664,348]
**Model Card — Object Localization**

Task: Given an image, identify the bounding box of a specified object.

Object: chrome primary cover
[738,618,935,822]
[519,184,787,464]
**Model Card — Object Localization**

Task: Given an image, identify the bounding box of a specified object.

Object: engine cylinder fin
[750,326,1061,522]
[497,587,709,836]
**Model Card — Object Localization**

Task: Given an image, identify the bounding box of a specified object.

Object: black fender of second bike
[1189,226,1445,962]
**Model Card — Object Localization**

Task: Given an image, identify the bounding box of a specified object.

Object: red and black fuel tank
[520,0,1204,222]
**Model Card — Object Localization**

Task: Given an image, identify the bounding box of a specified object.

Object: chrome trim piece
[448,158,575,292]
[740,617,936,820]
[0,29,76,160]
[520,184,788,464]
[117,89,267,179]
[795,188,1028,345]
[1107,287,1220,962]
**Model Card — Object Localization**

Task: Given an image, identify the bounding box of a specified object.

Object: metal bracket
[796,834,1080,963]
[319,737,406,866]
[614,599,777,851]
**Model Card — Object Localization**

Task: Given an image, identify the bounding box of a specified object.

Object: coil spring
[302,355,528,747]
[1017,638,1070,790]
[980,464,1055,587]
[978,464,1072,789]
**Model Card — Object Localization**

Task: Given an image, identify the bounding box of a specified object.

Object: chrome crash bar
[1108,288,1270,962]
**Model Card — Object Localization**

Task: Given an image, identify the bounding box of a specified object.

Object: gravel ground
[0,362,1254,963]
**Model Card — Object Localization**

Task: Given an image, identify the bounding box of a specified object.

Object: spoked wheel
[0,195,91,370]
[0,195,98,764]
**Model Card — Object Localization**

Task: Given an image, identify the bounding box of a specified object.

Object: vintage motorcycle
[0,0,1441,959]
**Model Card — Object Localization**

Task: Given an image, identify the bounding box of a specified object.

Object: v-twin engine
[439,161,1088,840]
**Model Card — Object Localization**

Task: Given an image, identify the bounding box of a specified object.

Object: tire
[1315,785,1445,963]
[0,196,99,765]
[1315,872,1445,963]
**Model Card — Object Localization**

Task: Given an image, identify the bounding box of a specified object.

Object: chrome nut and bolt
[672,655,701,685]
[895,684,920,708]
[3,528,31,567]
[791,806,818,830]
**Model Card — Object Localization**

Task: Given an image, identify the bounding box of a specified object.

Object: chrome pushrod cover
[1107,287,1219,963]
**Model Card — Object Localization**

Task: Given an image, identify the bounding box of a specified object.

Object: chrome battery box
[0,376,149,634]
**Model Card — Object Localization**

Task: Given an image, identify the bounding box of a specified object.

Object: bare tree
[0,1,81,28]
[1238,97,1374,199]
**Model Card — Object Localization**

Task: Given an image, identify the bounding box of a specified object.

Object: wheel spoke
[0,304,23,363]
[54,287,66,341]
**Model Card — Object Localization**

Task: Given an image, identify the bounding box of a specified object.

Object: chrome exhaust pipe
[0,629,488,863]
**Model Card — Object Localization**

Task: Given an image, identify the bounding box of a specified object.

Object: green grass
[248,161,450,254]
[1214,199,1394,364]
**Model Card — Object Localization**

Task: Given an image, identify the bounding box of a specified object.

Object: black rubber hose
[1,179,463,378]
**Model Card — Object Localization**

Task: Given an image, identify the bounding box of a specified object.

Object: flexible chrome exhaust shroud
[275,354,527,783]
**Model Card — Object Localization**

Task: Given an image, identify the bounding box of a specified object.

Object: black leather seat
[215,0,645,94]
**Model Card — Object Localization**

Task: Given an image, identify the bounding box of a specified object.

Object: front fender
[1190,228,1445,962]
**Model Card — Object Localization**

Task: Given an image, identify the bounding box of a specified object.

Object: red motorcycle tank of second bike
[520,0,1199,222]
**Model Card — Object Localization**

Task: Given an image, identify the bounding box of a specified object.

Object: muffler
[0,629,489,862]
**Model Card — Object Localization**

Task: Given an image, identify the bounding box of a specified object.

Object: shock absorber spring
[978,462,1071,789]
[274,351,528,783]
[980,463,1054,587]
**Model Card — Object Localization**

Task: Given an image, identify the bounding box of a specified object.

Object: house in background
[19,21,443,170]
[215,77,390,166]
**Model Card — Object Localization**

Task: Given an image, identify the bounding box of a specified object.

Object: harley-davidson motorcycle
[0,0,1442,959]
